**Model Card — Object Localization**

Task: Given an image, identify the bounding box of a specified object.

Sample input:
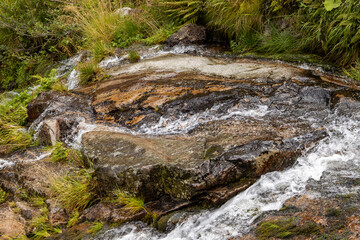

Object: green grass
[49,170,95,212]
[344,62,360,81]
[50,142,85,167]
[112,189,145,214]
[128,50,140,63]
[77,61,101,85]
[88,222,103,235]
[67,211,80,228]
[0,187,7,203]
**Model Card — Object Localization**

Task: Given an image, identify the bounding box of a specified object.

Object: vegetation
[0,187,6,203]
[112,189,146,214]
[88,222,104,235]
[256,217,320,239]
[49,169,95,212]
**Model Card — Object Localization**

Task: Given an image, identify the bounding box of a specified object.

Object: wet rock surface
[17,54,360,235]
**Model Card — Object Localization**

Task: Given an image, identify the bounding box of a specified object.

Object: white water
[137,104,269,135]
[96,112,360,240]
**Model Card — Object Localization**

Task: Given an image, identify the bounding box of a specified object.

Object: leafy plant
[299,0,360,66]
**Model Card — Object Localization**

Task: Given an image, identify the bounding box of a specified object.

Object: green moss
[256,217,320,239]
[325,208,341,217]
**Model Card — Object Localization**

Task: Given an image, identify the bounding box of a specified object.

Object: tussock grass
[88,222,103,235]
[205,0,264,38]
[112,189,145,214]
[0,119,33,155]
[49,170,95,212]
[77,61,102,85]
[344,62,360,81]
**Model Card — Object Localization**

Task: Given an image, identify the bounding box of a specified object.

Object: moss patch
[256,217,320,239]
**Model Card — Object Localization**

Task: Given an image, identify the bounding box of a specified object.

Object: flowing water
[1,47,358,239]
[94,111,360,240]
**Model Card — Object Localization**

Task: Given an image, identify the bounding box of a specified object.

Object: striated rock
[23,55,360,212]
[165,24,206,46]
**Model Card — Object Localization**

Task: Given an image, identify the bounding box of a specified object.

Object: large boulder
[165,24,206,46]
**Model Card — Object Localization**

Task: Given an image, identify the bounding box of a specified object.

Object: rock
[23,55,360,212]
[15,201,40,220]
[27,91,94,145]
[46,199,68,227]
[0,157,70,197]
[165,24,206,46]
[0,204,27,238]
[80,203,112,222]
[38,119,60,146]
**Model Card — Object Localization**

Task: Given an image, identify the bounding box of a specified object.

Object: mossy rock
[256,217,320,239]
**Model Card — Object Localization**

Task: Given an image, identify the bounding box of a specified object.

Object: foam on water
[137,104,269,135]
[0,159,15,170]
[95,113,360,240]
[66,69,80,90]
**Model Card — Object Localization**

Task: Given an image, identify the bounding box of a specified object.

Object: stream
[92,112,360,239]
[1,45,360,239]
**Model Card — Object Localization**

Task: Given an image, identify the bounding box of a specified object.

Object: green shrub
[0,0,78,90]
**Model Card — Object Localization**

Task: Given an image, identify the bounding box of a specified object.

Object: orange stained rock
[125,115,146,126]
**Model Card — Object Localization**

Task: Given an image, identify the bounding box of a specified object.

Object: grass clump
[128,50,140,63]
[49,170,95,212]
[67,211,80,228]
[77,61,102,85]
[88,222,104,235]
[256,217,320,239]
[0,187,7,203]
[112,189,145,214]
[325,208,341,217]
[28,197,62,240]
[50,142,86,167]
[344,62,360,81]
[0,119,34,155]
